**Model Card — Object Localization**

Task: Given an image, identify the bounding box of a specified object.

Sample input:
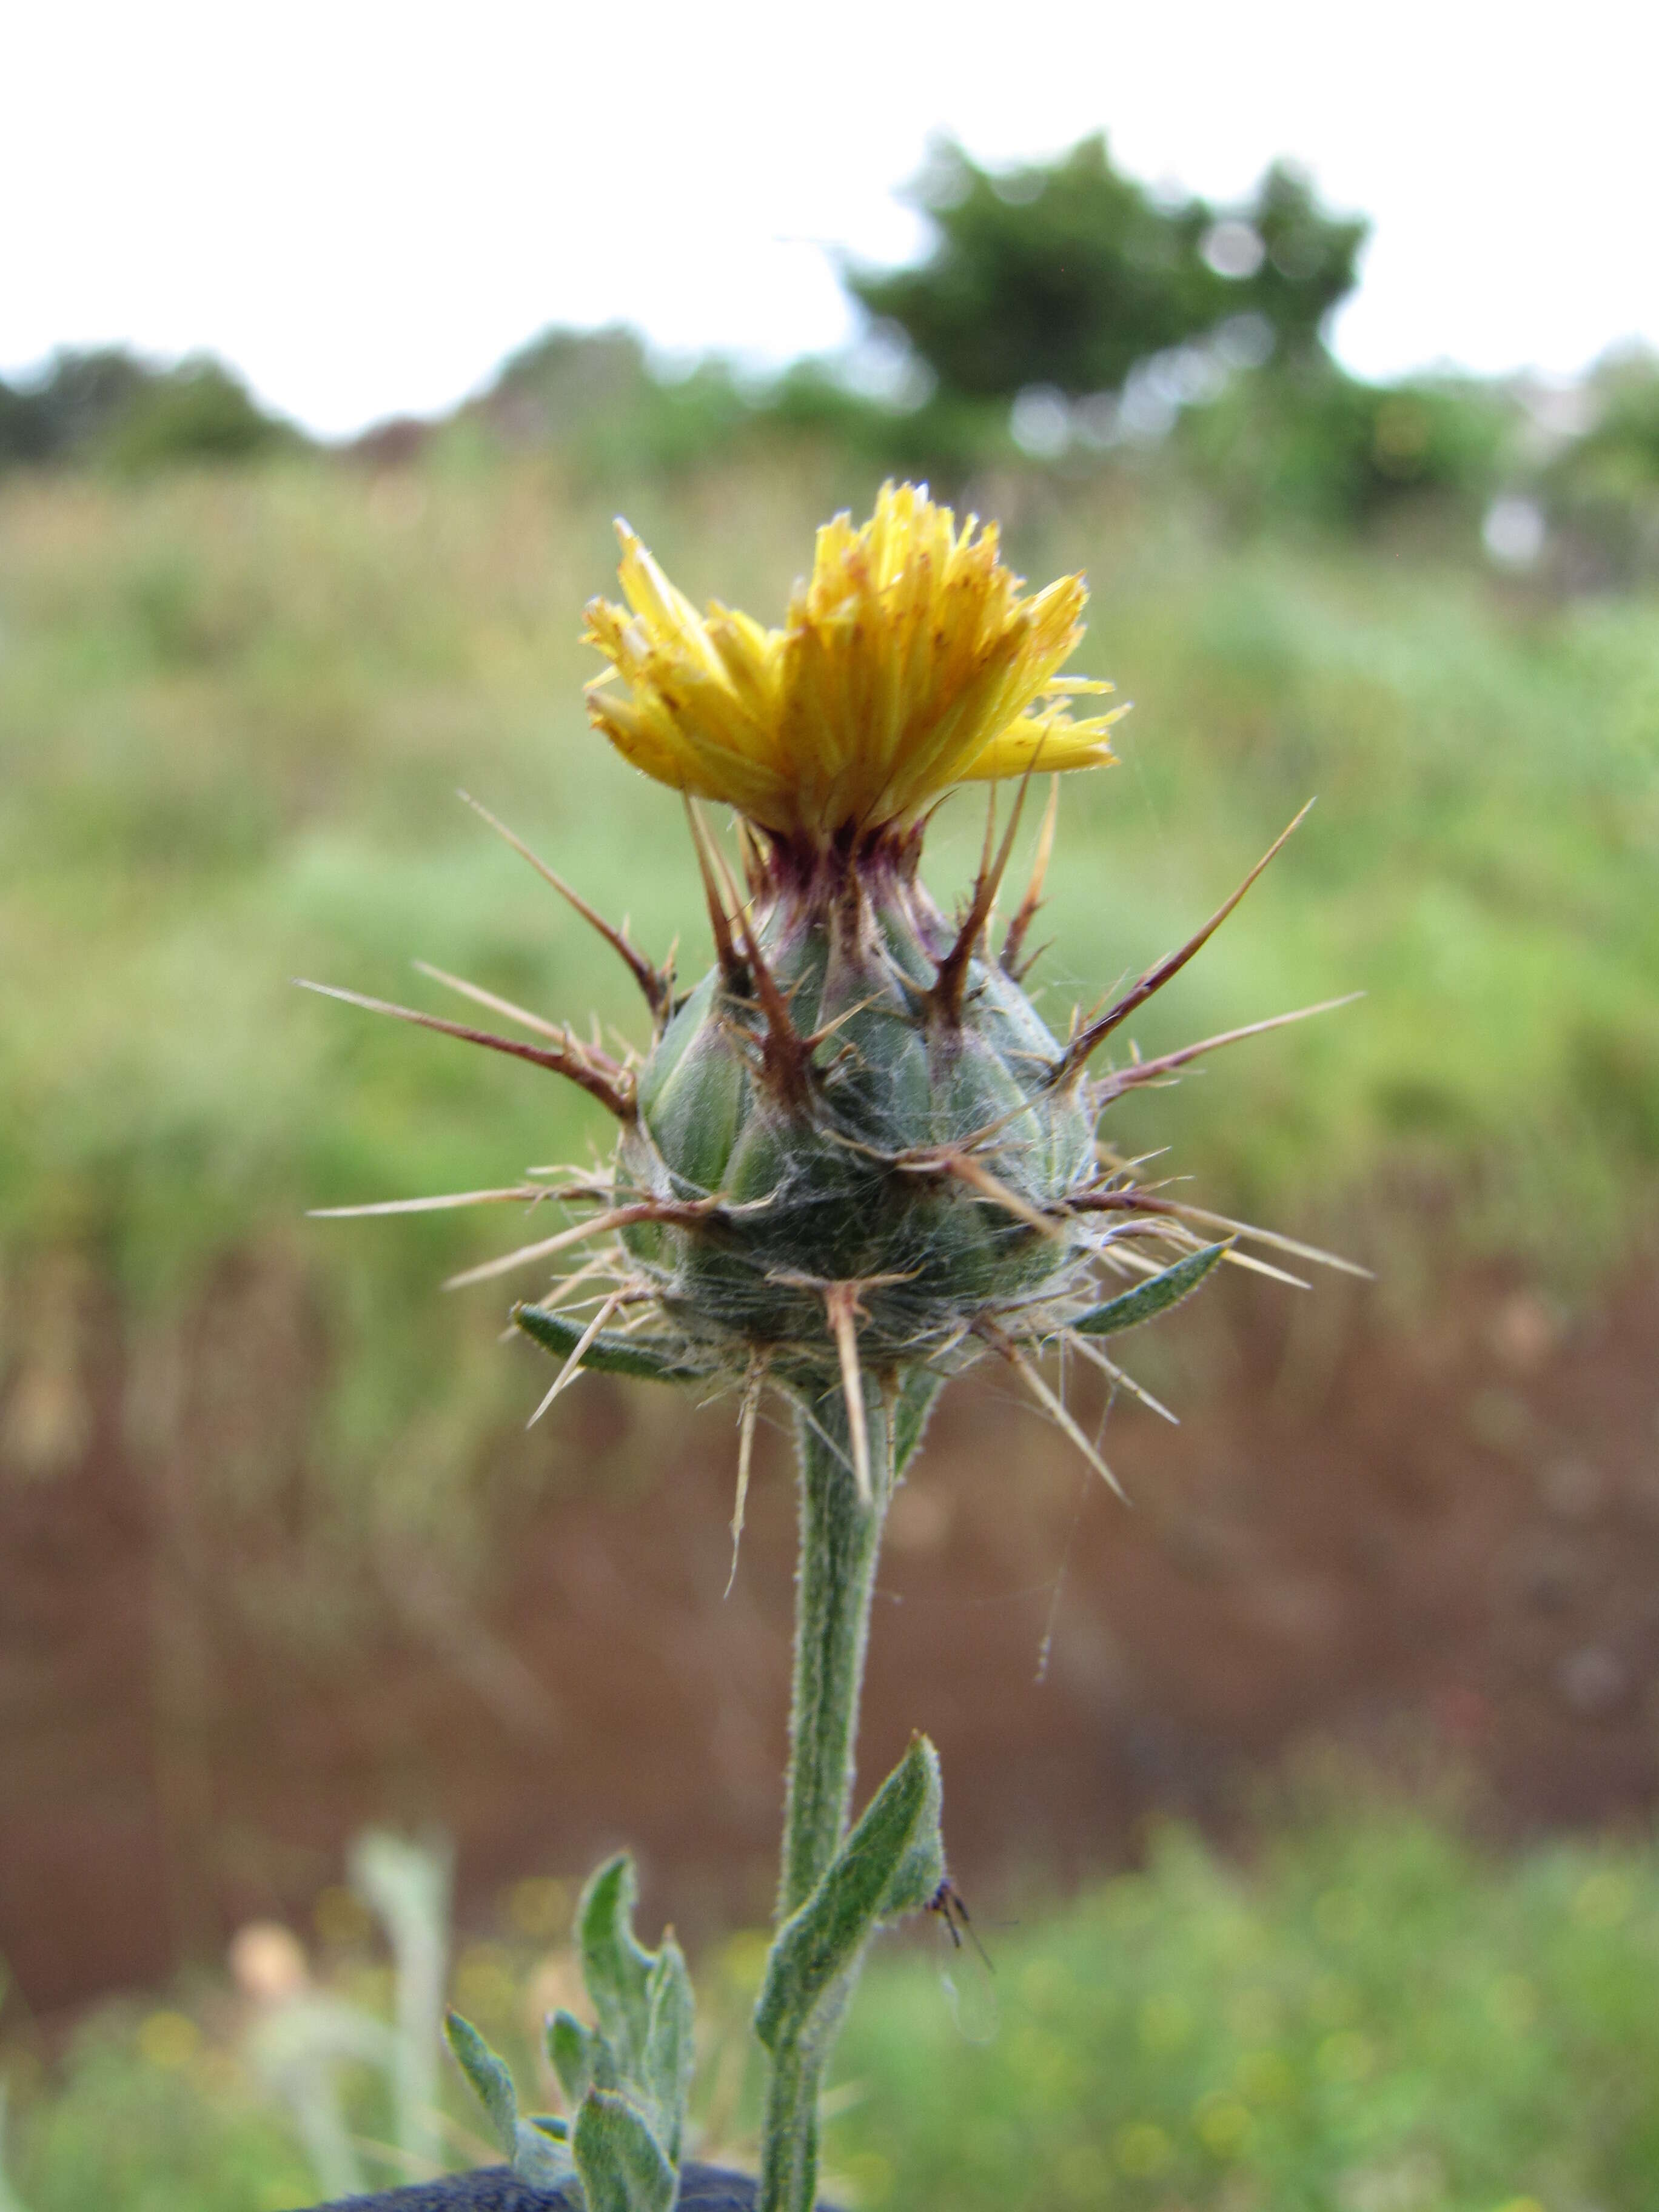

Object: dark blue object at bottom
[314,2165,839,2210]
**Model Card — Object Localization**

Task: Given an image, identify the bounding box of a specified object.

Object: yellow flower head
[583,481,1123,843]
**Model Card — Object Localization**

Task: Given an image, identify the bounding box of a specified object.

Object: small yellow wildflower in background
[1113,2119,1175,2176]
[1235,2045,1296,2104]
[837,2148,894,2206]
[136,2009,200,2068]
[503,1872,571,1940]
[1193,2091,1254,2158]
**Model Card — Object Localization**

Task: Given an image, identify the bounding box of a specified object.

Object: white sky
[5,0,1656,437]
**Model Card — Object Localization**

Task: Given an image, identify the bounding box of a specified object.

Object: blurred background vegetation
[2,130,1658,2208]
[7,133,1659,568]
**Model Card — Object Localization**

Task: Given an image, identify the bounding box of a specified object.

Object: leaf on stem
[444,2008,577,2187]
[1068,1241,1230,1337]
[443,2009,517,2155]
[756,1735,945,2058]
[573,2089,677,2212]
[514,1302,705,1384]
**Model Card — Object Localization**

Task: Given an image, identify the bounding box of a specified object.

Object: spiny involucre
[305,481,1356,1484]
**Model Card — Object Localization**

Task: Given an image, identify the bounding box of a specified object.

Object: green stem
[762,1384,891,2212]
[759,2042,820,2212]
[779,1388,891,1915]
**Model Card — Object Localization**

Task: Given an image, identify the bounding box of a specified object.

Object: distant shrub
[461,323,757,480]
[847,136,1366,406]
[0,348,155,467]
[478,323,658,446]
[826,133,1530,533]
[99,358,301,472]
[1543,346,1659,585]
[760,360,1010,480]
[0,348,301,475]
[1179,360,1513,528]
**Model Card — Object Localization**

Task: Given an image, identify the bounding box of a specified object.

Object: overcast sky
[6,0,1655,437]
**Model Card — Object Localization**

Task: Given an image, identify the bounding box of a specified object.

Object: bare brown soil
[4,1250,1658,2017]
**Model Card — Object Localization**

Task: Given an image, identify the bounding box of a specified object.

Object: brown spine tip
[1048,797,1316,1088]
[734,907,817,1116]
[684,799,749,993]
[295,978,634,1120]
[735,817,771,902]
[926,779,1032,1027]
[999,777,1059,981]
[1090,993,1364,1104]
[458,791,673,1030]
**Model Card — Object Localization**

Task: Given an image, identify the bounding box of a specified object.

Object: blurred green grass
[5,452,1658,2196]
[837,1799,1659,2211]
[6,1791,1659,2208]
[2,452,1657,1496]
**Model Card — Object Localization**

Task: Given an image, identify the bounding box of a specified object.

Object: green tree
[1179,355,1514,526]
[101,358,299,471]
[0,348,153,468]
[0,348,300,473]
[846,135,1367,402]
[1240,160,1371,359]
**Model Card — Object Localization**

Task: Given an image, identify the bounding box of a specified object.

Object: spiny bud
[617,796,1099,1393]
[310,483,1359,1486]
[578,483,1130,1401]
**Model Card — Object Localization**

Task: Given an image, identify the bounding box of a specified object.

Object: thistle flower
[301,481,1357,2212]
[582,479,1122,842]
[306,480,1353,1487]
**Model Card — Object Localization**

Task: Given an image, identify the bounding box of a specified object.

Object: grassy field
[3,454,1658,2207]
[4,1788,1658,2210]
[3,451,1656,1512]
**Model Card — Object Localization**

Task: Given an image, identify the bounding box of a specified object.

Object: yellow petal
[582,481,1122,840]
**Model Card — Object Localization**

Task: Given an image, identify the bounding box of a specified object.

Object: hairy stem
[779,1389,891,1915]
[762,1385,891,2212]
[760,2042,822,2212]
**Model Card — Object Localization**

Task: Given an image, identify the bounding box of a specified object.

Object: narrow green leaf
[548,2008,600,2108]
[443,2009,517,2156]
[643,1936,695,2163]
[1070,1241,1229,1336]
[513,2118,578,2188]
[755,1735,944,2056]
[572,2089,677,2212]
[515,1302,704,1382]
[578,1856,656,2079]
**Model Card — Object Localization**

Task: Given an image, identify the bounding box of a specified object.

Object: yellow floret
[583,480,1123,839]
